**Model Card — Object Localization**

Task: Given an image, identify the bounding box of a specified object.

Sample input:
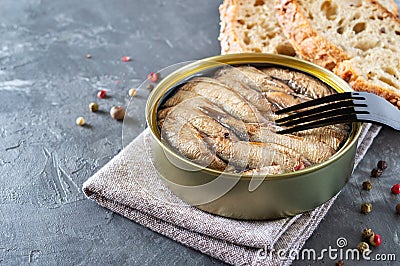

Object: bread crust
[274,0,349,70]
[384,0,399,15]
[334,61,400,107]
[371,0,400,20]
[275,0,400,107]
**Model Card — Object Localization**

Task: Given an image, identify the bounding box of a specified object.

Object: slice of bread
[218,0,397,56]
[275,0,400,107]
[219,0,297,55]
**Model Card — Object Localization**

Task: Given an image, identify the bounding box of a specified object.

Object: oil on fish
[157,66,350,174]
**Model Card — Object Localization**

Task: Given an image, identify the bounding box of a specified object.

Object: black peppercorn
[377,160,387,170]
[336,260,344,266]
[147,84,154,91]
[110,106,126,120]
[371,168,382,178]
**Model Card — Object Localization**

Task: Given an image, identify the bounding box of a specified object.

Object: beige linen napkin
[83,123,381,266]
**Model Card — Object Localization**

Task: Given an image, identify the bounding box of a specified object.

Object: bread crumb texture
[275,0,400,107]
[219,0,296,55]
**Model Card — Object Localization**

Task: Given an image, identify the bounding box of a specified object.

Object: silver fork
[275,92,400,134]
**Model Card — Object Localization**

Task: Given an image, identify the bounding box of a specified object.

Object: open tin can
[145,53,362,220]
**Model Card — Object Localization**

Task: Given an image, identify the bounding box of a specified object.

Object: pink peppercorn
[147,72,159,82]
[391,184,400,195]
[369,234,382,247]
[122,56,131,62]
[293,162,305,171]
[97,90,107,99]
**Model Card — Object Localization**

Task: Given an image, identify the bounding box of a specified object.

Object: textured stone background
[0,0,399,265]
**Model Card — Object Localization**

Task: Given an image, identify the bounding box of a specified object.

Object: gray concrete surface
[0,0,399,265]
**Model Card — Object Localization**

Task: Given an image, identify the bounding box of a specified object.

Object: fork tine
[275,100,362,124]
[275,92,356,115]
[276,106,356,127]
[277,114,358,134]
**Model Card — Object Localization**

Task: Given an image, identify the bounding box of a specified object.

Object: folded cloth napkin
[83,123,381,266]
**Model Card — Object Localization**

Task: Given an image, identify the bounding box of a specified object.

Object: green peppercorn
[89,102,99,112]
[128,88,137,97]
[362,228,374,240]
[361,203,372,214]
[357,242,370,254]
[362,180,373,191]
[76,117,85,126]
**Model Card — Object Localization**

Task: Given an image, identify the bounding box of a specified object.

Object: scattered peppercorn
[361,203,372,214]
[391,184,400,195]
[89,102,99,112]
[128,88,137,97]
[110,106,126,120]
[147,72,160,82]
[362,180,372,191]
[357,242,370,254]
[85,54,92,59]
[335,260,344,266]
[122,56,131,62]
[362,228,374,240]
[97,89,107,99]
[224,132,229,138]
[396,203,400,214]
[147,84,154,91]
[76,117,86,126]
[369,233,382,247]
[293,162,305,171]
[377,160,387,170]
[371,168,382,178]
[380,27,386,33]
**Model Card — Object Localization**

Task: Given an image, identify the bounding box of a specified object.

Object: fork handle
[357,113,400,131]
